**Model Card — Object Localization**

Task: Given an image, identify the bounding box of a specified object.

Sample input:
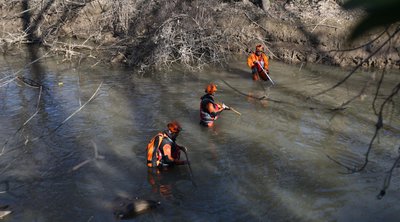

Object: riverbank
[0,0,399,70]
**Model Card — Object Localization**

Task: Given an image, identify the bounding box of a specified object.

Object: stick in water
[181,147,197,187]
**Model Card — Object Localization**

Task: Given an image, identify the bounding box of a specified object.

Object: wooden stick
[229,107,241,116]
[181,147,196,187]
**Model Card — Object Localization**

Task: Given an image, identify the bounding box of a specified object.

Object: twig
[31,81,103,143]
[52,82,102,132]
[243,12,268,32]
[71,140,105,172]
[299,24,340,30]
[16,76,43,88]
[326,155,357,174]
[0,86,43,156]
[71,159,92,171]
[1,3,40,19]
[311,18,327,33]
[0,51,51,83]
[0,76,17,88]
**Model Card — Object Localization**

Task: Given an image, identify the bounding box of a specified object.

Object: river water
[0,50,399,222]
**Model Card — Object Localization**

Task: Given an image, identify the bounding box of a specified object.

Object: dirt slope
[0,0,398,70]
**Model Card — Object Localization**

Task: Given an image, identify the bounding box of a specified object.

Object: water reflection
[147,167,190,201]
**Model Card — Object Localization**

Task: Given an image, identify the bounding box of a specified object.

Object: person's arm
[207,102,224,117]
[162,144,186,165]
[262,54,269,71]
[247,54,255,69]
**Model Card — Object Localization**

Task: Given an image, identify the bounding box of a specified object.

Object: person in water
[146,121,187,168]
[247,44,269,81]
[200,83,230,127]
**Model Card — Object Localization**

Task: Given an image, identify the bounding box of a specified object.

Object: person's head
[167,121,182,139]
[205,83,217,95]
[255,44,264,56]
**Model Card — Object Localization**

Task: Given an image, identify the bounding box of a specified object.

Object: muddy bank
[0,0,399,70]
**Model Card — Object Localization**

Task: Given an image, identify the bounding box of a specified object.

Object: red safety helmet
[205,83,217,94]
[167,121,182,133]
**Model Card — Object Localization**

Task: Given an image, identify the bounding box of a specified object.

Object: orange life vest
[247,52,269,70]
[146,133,165,168]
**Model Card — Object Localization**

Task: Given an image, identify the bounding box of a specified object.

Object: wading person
[146,121,187,168]
[200,83,230,127]
[247,44,270,81]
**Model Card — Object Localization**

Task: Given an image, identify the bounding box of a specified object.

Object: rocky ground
[0,0,399,70]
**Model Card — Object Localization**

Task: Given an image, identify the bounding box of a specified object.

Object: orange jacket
[247,52,269,70]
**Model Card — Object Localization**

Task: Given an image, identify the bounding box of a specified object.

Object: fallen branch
[0,51,51,85]
[311,18,327,33]
[71,140,105,171]
[31,81,103,143]
[0,76,17,88]
[0,86,42,156]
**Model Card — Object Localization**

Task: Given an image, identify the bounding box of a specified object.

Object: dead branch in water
[0,51,51,156]
[0,85,43,156]
[27,81,103,144]
[0,76,17,88]
[71,140,105,172]
[0,51,51,87]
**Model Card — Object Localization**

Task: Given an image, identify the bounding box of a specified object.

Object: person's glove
[222,103,230,110]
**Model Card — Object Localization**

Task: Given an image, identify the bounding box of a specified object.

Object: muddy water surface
[0,52,399,222]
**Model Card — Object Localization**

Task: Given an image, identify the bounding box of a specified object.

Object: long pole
[181,147,197,187]
[256,61,275,85]
[229,107,241,115]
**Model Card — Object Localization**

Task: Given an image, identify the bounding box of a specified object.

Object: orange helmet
[256,44,264,52]
[205,83,217,94]
[167,121,182,133]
